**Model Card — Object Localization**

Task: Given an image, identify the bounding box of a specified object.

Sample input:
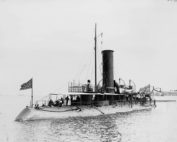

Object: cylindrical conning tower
[102,50,114,93]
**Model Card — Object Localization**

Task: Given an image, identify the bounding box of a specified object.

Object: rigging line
[90,49,94,84]
[98,48,102,81]
[94,31,103,82]
[91,63,94,84]
[100,33,103,51]
[77,46,94,80]
[85,50,93,81]
[97,39,103,80]
[73,58,90,81]
[76,46,93,83]
[74,62,86,80]
[73,48,93,81]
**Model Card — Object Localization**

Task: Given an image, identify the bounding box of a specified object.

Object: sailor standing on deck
[65,96,69,106]
[68,96,71,106]
[154,99,156,107]
[86,80,93,92]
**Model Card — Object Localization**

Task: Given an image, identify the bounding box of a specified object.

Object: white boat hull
[15,104,154,121]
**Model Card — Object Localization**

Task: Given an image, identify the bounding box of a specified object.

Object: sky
[0,0,177,96]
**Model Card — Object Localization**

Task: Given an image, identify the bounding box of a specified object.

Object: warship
[15,24,156,121]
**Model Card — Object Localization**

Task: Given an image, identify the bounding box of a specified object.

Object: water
[0,95,177,142]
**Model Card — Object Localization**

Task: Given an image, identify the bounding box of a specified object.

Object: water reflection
[49,115,122,142]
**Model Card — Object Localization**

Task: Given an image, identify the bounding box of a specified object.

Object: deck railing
[68,83,93,93]
[36,97,155,108]
[60,99,154,108]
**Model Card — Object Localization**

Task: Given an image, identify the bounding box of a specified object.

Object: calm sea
[0,95,177,142]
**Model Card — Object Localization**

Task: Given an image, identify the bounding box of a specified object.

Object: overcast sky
[0,0,177,96]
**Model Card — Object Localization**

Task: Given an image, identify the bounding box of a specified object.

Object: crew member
[87,80,93,92]
[65,96,69,106]
[48,99,54,107]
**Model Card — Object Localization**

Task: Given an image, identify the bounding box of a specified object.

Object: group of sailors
[47,95,81,107]
[48,96,70,107]
[34,95,82,109]
[34,96,70,109]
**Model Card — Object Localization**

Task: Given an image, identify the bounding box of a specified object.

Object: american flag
[20,78,32,90]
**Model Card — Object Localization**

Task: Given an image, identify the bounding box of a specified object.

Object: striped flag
[20,78,32,90]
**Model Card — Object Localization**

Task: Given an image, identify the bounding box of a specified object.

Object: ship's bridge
[68,81,94,93]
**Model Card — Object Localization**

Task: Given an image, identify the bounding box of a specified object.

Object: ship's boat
[15,24,156,121]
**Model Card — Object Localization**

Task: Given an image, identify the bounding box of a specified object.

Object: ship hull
[15,104,153,121]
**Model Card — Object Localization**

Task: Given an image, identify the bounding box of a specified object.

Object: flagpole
[31,78,33,108]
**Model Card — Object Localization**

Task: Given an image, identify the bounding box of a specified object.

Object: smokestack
[102,50,114,93]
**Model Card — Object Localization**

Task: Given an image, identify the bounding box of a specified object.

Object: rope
[93,106,104,114]
[73,49,93,82]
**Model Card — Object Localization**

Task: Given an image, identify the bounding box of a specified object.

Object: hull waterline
[15,105,153,121]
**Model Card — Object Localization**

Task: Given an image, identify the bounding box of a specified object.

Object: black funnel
[102,50,114,93]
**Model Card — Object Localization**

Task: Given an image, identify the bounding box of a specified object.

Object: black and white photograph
[0,0,177,142]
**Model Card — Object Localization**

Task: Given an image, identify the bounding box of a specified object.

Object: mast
[94,23,97,92]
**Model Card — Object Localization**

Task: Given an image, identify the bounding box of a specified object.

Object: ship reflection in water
[0,96,177,142]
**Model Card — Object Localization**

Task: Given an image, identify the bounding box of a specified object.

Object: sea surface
[0,95,177,142]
